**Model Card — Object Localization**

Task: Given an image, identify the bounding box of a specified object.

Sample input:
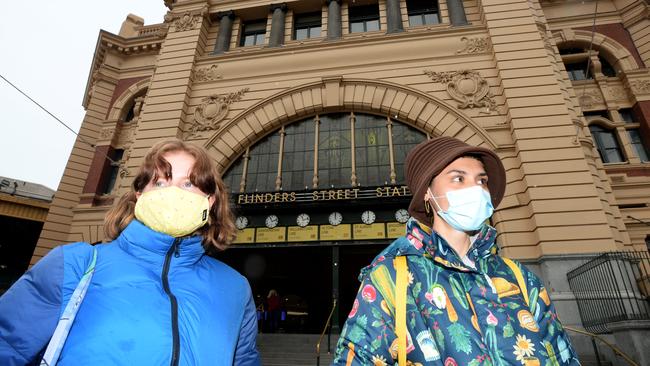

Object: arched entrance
[205,78,496,333]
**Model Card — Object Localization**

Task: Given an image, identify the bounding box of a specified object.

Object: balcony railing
[567,251,650,334]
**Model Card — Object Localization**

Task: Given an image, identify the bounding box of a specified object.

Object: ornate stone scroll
[192,65,222,82]
[424,69,496,112]
[456,37,490,54]
[185,88,249,139]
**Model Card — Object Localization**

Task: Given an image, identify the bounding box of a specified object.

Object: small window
[240,20,267,46]
[349,4,380,33]
[294,12,322,40]
[619,108,635,123]
[589,125,624,163]
[123,102,135,123]
[628,129,649,162]
[565,61,592,81]
[407,0,439,26]
[583,110,609,119]
[101,149,124,194]
[599,56,617,77]
[559,47,586,55]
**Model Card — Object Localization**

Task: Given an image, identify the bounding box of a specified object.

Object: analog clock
[395,209,410,224]
[296,213,310,227]
[328,212,343,226]
[235,216,249,230]
[361,210,376,225]
[265,214,279,229]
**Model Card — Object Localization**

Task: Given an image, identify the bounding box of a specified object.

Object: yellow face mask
[134,186,210,237]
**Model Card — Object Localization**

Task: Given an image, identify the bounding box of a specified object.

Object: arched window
[559,46,617,80]
[223,113,427,193]
[589,124,624,163]
[120,95,145,123]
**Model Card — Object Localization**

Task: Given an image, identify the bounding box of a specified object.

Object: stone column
[446,0,468,26]
[386,0,403,33]
[213,11,235,54]
[327,0,342,40]
[269,3,287,47]
[128,6,211,177]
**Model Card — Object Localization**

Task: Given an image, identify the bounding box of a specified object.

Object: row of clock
[235,209,410,229]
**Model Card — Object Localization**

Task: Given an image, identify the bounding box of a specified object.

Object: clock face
[235,216,249,230]
[395,209,410,224]
[361,210,376,225]
[296,213,310,227]
[328,212,343,226]
[265,214,279,229]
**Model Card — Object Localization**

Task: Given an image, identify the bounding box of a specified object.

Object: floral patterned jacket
[333,219,580,366]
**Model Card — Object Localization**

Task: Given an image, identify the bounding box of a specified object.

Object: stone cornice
[620,1,649,28]
[82,29,166,109]
[196,23,488,64]
[545,14,623,30]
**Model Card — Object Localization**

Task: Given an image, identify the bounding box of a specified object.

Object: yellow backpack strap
[395,256,408,366]
[502,257,528,306]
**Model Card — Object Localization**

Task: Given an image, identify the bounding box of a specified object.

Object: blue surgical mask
[429,186,493,232]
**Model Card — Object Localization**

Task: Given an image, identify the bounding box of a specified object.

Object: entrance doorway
[217,245,333,333]
[217,243,390,333]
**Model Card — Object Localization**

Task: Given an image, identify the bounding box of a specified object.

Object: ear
[135,191,142,200]
[423,188,432,201]
[208,195,216,208]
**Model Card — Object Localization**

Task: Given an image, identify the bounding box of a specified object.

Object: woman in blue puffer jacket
[0,139,260,365]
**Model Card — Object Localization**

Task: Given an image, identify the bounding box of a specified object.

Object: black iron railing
[567,251,650,334]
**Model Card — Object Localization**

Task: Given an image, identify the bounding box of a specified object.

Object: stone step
[257,333,339,366]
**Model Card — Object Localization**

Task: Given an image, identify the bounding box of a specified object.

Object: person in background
[0,139,260,365]
[266,289,282,333]
[333,136,580,365]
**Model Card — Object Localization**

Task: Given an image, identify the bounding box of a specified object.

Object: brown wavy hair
[104,139,236,252]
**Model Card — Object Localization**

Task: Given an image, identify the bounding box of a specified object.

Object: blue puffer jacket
[0,220,260,365]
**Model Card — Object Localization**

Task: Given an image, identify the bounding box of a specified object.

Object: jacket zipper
[162,238,181,366]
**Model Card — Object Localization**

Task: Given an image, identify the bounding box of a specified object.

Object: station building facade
[31,0,650,355]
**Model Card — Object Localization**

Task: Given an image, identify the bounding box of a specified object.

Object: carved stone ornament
[631,80,650,94]
[166,12,199,32]
[456,37,490,54]
[578,89,603,108]
[100,127,115,140]
[424,69,496,112]
[608,86,627,100]
[186,88,249,139]
[192,65,222,82]
[119,149,131,178]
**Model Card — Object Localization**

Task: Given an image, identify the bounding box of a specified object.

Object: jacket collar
[361,218,498,278]
[117,220,206,267]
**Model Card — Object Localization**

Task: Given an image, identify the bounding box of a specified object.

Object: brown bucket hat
[405,136,506,224]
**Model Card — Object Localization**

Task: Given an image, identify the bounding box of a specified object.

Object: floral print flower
[513,334,536,364]
[371,354,387,366]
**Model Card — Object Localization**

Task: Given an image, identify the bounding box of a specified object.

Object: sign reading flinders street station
[236,185,411,204]
[233,185,411,244]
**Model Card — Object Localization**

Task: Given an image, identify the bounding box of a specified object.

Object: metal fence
[567,251,650,334]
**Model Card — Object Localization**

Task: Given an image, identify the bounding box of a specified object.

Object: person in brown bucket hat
[405,136,506,226]
[334,136,580,366]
